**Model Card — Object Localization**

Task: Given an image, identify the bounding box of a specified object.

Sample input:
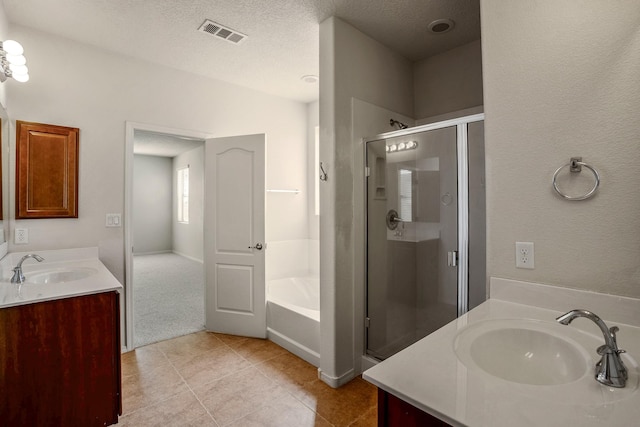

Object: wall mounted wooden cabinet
[16,121,79,219]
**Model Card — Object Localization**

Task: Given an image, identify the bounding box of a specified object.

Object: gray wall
[413,39,483,120]
[320,18,485,385]
[481,0,640,297]
[6,23,308,287]
[133,155,172,254]
[319,16,414,385]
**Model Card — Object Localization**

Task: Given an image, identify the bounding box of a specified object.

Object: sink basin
[454,319,591,386]
[26,267,98,284]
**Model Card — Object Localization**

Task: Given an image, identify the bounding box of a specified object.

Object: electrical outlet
[516,241,534,269]
[15,228,28,244]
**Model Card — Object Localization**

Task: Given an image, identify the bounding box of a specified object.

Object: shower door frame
[363,113,484,359]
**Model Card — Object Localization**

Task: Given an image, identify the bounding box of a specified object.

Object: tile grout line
[249,355,336,426]
[119,348,183,419]
[123,333,357,426]
[157,337,229,426]
[154,334,290,426]
[202,337,308,426]
[212,355,292,426]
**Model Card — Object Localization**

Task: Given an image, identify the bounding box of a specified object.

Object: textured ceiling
[3,0,480,103]
[134,131,203,158]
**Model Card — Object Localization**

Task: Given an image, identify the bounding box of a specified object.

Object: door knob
[248,243,263,250]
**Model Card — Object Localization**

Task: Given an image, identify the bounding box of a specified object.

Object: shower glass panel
[366,126,458,360]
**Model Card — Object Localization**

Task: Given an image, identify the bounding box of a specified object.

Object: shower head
[390,119,409,130]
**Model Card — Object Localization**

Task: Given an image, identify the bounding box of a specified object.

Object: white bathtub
[267,275,320,367]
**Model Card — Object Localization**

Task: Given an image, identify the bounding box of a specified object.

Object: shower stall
[364,114,485,360]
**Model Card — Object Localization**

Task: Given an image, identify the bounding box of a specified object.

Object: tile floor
[119,331,378,426]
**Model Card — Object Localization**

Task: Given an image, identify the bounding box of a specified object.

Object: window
[177,166,189,223]
[398,168,412,222]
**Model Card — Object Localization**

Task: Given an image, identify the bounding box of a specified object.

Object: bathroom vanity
[0,248,123,426]
[364,278,640,427]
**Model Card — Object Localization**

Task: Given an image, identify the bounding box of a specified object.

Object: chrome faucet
[10,254,45,284]
[556,309,628,388]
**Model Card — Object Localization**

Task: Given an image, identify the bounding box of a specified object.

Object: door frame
[123,121,211,351]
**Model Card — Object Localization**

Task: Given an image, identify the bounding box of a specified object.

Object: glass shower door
[365,126,458,360]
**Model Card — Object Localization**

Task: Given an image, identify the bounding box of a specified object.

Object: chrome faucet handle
[11,266,25,284]
[556,309,628,388]
[596,344,628,387]
[609,326,620,347]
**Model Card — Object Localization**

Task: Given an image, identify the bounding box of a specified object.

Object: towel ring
[552,157,600,201]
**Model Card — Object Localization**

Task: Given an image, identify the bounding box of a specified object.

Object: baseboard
[133,250,171,256]
[172,250,204,263]
[267,327,320,367]
[318,367,355,389]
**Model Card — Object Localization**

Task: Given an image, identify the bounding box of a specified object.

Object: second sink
[454,319,593,386]
[27,267,98,284]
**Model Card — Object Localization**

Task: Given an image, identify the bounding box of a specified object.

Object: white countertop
[0,247,123,309]
[363,278,640,427]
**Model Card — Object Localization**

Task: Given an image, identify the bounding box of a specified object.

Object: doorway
[125,122,209,350]
[364,114,485,360]
[125,123,268,350]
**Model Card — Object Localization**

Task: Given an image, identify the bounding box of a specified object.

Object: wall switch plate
[15,228,28,244]
[106,213,122,227]
[516,241,534,269]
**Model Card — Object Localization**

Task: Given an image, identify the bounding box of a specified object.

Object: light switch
[106,213,122,228]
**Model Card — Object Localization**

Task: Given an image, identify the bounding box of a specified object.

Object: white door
[204,134,266,338]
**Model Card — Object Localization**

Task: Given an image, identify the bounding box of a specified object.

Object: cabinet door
[16,120,79,218]
[0,292,121,426]
[378,389,451,427]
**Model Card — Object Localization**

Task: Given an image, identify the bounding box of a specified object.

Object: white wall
[0,2,9,108]
[319,16,414,386]
[132,155,172,254]
[413,39,483,120]
[481,1,640,297]
[5,25,309,288]
[306,101,319,241]
[172,145,204,262]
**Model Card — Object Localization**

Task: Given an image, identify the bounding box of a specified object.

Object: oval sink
[27,267,98,284]
[454,319,591,386]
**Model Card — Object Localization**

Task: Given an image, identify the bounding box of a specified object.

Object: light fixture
[0,40,29,83]
[428,19,455,34]
[386,141,418,154]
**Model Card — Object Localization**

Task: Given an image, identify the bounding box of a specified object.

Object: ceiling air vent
[198,19,248,45]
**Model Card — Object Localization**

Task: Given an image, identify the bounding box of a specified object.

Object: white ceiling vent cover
[198,20,248,45]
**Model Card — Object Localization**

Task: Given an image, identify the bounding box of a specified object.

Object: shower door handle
[447,251,458,267]
[248,243,264,250]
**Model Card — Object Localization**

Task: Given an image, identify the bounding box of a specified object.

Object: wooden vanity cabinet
[378,389,452,427]
[0,291,122,426]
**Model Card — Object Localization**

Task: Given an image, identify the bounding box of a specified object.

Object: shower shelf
[266,189,300,194]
